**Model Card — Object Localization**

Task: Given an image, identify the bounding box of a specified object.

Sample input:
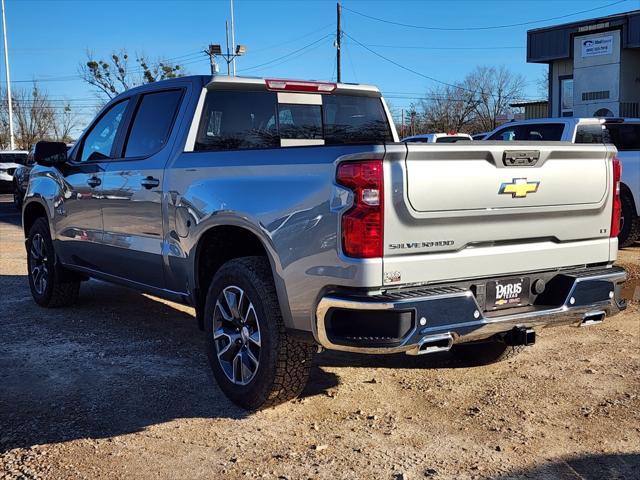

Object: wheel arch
[192,223,291,330]
[22,199,51,238]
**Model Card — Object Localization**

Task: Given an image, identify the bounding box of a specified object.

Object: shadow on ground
[495,453,640,480]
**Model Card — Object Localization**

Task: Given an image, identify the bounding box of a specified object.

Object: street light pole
[230,0,236,76]
[1,0,15,150]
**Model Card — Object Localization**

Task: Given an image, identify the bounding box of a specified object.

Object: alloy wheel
[29,233,49,295]
[212,285,262,386]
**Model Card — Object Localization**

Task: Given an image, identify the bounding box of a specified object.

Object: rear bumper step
[315,266,627,354]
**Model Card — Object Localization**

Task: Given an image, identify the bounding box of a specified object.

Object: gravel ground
[1,193,638,480]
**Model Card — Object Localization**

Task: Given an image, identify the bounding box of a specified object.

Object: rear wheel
[619,192,639,248]
[204,257,314,410]
[450,340,526,366]
[27,217,80,307]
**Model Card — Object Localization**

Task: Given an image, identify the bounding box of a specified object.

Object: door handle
[87,176,101,188]
[140,176,160,189]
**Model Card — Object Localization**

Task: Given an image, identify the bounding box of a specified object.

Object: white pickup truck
[486,117,640,247]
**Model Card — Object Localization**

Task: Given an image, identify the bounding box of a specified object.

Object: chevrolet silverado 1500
[23,75,627,409]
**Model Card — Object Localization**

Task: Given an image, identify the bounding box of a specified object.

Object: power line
[238,34,332,73]
[345,32,534,101]
[343,0,628,31]
[362,44,525,51]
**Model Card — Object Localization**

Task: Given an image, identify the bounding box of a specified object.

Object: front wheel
[204,257,315,410]
[27,217,80,307]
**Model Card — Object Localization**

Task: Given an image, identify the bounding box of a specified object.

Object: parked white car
[402,133,473,143]
[485,117,640,247]
[0,150,29,189]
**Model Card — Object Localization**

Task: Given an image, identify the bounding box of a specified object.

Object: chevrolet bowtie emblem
[499,178,540,198]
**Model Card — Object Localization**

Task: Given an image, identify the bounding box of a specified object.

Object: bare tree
[467,66,526,132]
[0,83,79,149]
[418,65,526,134]
[536,68,550,99]
[79,50,184,101]
[52,104,78,144]
[12,84,56,149]
[420,84,481,134]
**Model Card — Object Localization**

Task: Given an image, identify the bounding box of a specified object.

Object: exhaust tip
[407,333,453,356]
[581,311,605,326]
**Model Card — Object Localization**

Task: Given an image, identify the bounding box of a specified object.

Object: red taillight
[336,160,384,258]
[611,157,622,238]
[265,79,337,93]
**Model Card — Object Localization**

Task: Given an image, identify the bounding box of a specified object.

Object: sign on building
[581,35,613,58]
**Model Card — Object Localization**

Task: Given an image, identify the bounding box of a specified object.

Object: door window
[79,100,129,162]
[124,90,183,158]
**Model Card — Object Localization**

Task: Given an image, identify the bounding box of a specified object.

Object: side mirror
[34,141,68,166]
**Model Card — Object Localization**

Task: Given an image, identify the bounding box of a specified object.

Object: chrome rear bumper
[315,266,627,354]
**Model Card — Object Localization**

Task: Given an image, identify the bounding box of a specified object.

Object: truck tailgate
[383,142,618,286]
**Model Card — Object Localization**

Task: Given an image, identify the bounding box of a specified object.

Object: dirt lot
[1,193,638,480]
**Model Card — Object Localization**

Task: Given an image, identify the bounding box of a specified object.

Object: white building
[527,10,640,118]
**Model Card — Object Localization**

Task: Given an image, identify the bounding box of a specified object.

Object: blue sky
[2,0,635,128]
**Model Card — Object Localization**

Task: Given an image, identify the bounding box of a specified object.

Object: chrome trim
[315,268,627,354]
[406,333,453,356]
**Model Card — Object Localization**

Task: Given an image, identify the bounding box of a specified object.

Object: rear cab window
[194,89,392,151]
[435,136,470,143]
[488,123,564,141]
[575,124,607,144]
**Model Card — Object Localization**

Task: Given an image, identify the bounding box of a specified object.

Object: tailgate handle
[503,150,540,167]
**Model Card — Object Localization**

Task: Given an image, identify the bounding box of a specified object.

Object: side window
[605,124,640,151]
[278,104,322,139]
[79,100,129,162]
[519,124,564,140]
[124,90,183,158]
[575,124,608,144]
[195,91,278,151]
[488,127,517,141]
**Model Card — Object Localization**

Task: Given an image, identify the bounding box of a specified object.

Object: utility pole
[230,0,236,76]
[401,109,404,138]
[336,2,341,83]
[1,0,15,150]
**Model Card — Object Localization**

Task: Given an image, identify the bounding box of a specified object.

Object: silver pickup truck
[23,75,627,409]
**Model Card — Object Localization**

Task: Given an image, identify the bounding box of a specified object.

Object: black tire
[27,217,80,307]
[204,256,314,410]
[13,182,23,211]
[619,192,640,248]
[450,340,526,366]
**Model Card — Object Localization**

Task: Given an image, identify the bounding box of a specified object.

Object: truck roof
[114,74,381,99]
